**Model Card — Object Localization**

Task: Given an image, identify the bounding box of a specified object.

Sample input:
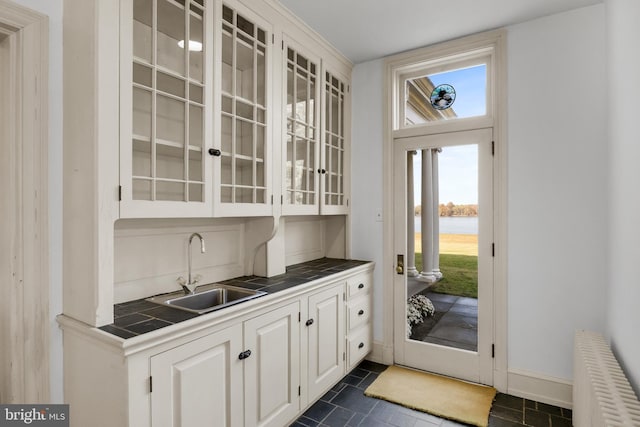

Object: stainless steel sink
[146,284,267,314]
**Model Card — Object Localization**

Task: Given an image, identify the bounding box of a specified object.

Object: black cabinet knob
[238,350,252,360]
[305,319,314,326]
[208,148,221,157]
[358,283,364,289]
[358,309,364,316]
[358,342,364,349]
[317,168,326,174]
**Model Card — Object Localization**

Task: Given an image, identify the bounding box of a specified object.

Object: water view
[415,216,478,234]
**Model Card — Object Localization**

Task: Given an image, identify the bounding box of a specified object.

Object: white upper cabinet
[281,39,351,216]
[118,0,350,219]
[320,67,350,215]
[281,39,321,215]
[120,0,214,218]
[213,0,273,217]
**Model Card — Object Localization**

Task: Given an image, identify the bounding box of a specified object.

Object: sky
[411,64,485,205]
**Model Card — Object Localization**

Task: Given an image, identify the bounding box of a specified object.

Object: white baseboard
[507,369,572,409]
[367,340,393,365]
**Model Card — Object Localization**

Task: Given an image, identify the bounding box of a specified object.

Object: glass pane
[221,186,232,203]
[286,134,293,192]
[237,120,253,158]
[256,46,265,106]
[255,188,265,204]
[157,0,185,75]
[221,31,233,93]
[190,83,203,104]
[132,87,152,139]
[236,100,253,120]
[156,95,185,144]
[256,161,264,187]
[189,14,204,82]
[133,62,152,87]
[256,124,264,159]
[132,179,152,200]
[405,64,487,126]
[236,41,253,100]
[221,115,232,153]
[221,155,232,185]
[222,96,232,114]
[287,65,294,118]
[156,144,184,180]
[406,145,478,352]
[236,158,253,186]
[157,71,185,98]
[188,183,203,202]
[156,181,185,201]
[132,139,151,177]
[133,0,152,62]
[189,105,203,148]
[237,187,253,203]
[188,150,202,181]
[295,140,308,191]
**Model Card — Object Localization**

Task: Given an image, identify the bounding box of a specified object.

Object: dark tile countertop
[99,258,370,339]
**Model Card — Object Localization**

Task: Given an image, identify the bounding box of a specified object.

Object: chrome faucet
[177,232,206,295]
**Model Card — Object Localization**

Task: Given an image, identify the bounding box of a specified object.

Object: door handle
[396,254,404,275]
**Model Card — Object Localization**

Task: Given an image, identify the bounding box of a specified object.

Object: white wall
[351,4,609,384]
[606,0,640,395]
[507,4,607,381]
[351,59,385,341]
[10,0,64,403]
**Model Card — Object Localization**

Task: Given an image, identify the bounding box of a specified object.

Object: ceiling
[278,0,602,64]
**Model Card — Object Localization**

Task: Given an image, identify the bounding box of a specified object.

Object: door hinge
[118,185,122,201]
[149,376,153,393]
[298,312,301,322]
[492,344,495,358]
[271,195,274,205]
[346,198,349,207]
[281,195,284,205]
[343,293,346,302]
[272,34,275,44]
[343,352,346,361]
[492,243,495,257]
[281,40,284,50]
[491,141,495,156]
[298,386,301,396]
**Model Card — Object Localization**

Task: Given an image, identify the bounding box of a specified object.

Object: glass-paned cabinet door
[216,1,271,216]
[282,41,320,215]
[321,69,349,214]
[120,0,212,218]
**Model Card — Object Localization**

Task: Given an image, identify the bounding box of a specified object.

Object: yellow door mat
[364,365,496,427]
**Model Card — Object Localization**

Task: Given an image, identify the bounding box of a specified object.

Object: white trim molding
[508,368,573,409]
[0,0,49,403]
[382,28,508,389]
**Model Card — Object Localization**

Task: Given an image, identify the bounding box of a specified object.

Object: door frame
[380,29,508,390]
[0,0,49,403]
[393,129,494,385]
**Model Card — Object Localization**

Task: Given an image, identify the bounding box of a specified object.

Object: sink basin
[146,284,267,314]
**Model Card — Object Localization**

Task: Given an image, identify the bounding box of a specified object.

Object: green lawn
[415,252,478,298]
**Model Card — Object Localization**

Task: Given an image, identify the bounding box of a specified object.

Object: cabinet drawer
[347,273,371,298]
[347,297,370,332]
[347,328,371,370]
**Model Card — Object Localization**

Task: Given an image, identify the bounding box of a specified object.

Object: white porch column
[432,148,442,279]
[419,149,436,282]
[406,151,419,277]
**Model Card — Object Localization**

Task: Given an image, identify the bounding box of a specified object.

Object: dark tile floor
[291,361,572,427]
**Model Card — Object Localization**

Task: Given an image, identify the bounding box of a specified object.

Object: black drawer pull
[208,148,221,157]
[238,350,252,360]
[357,283,364,289]
[358,309,364,316]
[306,319,314,326]
[358,342,364,349]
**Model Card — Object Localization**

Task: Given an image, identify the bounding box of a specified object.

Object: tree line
[414,202,478,217]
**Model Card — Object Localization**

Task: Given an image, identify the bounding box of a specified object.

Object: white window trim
[380,28,508,391]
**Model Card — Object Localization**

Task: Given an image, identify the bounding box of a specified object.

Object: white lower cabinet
[151,325,244,427]
[306,283,345,400]
[244,302,301,427]
[59,265,373,427]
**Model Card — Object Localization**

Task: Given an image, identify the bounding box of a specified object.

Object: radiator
[573,330,640,426]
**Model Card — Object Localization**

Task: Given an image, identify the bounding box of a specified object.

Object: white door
[393,128,494,385]
[150,325,244,427]
[307,283,345,400]
[244,302,301,427]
